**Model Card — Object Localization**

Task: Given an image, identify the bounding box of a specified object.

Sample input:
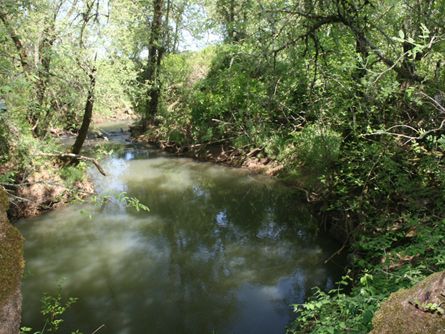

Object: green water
[18,144,343,334]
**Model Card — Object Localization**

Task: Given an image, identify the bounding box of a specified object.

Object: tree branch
[36,152,107,176]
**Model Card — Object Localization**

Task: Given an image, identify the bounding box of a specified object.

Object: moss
[0,187,8,213]
[0,187,24,306]
[371,271,445,334]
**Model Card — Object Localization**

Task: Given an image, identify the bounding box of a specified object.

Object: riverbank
[130,120,445,333]
[131,124,285,176]
[1,122,135,222]
[3,159,94,221]
[10,118,445,333]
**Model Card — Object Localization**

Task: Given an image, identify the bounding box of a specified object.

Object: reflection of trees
[21,156,342,334]
[118,158,339,332]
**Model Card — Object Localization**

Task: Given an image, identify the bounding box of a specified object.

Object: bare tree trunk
[71,0,100,155]
[72,65,96,155]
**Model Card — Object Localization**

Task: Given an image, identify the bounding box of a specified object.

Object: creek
[18,124,343,334]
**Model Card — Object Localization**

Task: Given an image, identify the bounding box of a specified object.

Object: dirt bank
[131,126,285,177]
[5,161,94,221]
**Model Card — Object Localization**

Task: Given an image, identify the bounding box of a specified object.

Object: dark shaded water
[18,141,343,334]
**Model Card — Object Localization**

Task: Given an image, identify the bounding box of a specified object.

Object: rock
[371,271,445,334]
[0,187,24,334]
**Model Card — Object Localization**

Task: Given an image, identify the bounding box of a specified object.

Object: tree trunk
[72,66,96,155]
[172,2,185,53]
[143,0,165,131]
[35,21,57,137]
[164,0,171,51]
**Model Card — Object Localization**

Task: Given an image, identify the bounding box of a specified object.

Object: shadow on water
[18,142,344,334]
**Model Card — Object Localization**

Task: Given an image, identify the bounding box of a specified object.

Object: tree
[213,0,252,42]
[71,0,102,155]
[142,0,166,130]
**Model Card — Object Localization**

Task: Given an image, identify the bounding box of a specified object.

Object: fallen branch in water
[35,152,107,176]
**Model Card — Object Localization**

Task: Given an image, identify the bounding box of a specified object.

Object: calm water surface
[18,143,343,334]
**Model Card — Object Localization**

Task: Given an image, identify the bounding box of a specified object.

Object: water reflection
[19,149,343,334]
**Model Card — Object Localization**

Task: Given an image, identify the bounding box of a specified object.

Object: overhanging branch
[36,152,107,176]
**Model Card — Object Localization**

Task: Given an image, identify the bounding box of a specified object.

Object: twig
[362,152,384,195]
[418,91,445,113]
[91,324,105,334]
[372,50,411,84]
[385,124,420,133]
[324,223,360,264]
[5,192,32,203]
[363,119,445,143]
[324,240,349,264]
[246,148,263,158]
[363,131,417,141]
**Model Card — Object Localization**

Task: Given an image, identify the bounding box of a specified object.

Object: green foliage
[155,48,217,144]
[290,132,445,332]
[40,293,78,333]
[114,192,150,212]
[85,191,150,214]
[60,163,87,187]
[0,171,15,185]
[191,61,268,144]
[20,289,80,334]
[0,122,10,164]
[3,0,445,332]
[158,44,310,154]
[281,125,342,173]
[290,272,383,334]
[410,300,445,316]
[289,215,445,333]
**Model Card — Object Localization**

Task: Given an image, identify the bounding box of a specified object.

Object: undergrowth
[288,135,445,333]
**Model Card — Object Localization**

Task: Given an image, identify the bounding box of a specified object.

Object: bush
[283,125,342,173]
